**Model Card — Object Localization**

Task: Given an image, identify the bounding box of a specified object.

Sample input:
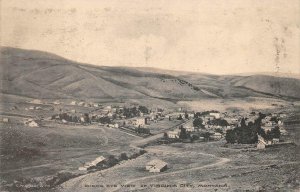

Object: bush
[106,155,118,166]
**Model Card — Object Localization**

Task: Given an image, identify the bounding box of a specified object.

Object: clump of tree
[225,115,266,144]
[215,128,223,134]
[106,155,118,166]
[179,126,190,139]
[270,116,279,123]
[135,127,150,134]
[177,114,183,120]
[193,118,204,129]
[52,113,91,123]
[119,153,128,161]
[81,113,91,123]
[225,112,279,144]
[97,116,111,124]
[184,112,189,119]
[265,126,281,140]
[208,119,229,127]
[122,106,149,118]
[138,106,149,114]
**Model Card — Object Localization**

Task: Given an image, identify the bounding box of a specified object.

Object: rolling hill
[1,47,299,101]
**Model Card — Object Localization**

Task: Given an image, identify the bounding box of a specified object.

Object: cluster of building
[23,118,39,127]
[25,106,42,111]
[261,113,287,135]
[257,135,280,149]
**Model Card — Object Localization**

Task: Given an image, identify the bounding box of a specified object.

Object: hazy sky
[2,0,300,74]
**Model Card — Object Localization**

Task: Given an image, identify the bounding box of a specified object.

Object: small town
[1,98,294,176]
[1,1,299,191]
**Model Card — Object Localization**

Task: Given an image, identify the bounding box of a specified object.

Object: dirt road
[108,156,230,192]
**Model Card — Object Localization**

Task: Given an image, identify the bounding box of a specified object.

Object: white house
[134,118,147,127]
[262,126,273,132]
[272,138,280,144]
[93,103,99,107]
[105,106,112,111]
[257,135,267,149]
[209,112,221,119]
[1,118,9,123]
[184,126,195,132]
[167,130,180,139]
[24,119,39,127]
[210,132,222,140]
[29,121,39,127]
[53,100,60,105]
[78,102,85,106]
[70,101,77,105]
[30,99,42,104]
[80,117,86,123]
[146,159,168,172]
[62,119,68,123]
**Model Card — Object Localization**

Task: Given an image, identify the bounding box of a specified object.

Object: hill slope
[1,47,299,100]
[0,47,210,100]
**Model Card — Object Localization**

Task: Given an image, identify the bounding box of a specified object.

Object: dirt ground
[58,140,299,192]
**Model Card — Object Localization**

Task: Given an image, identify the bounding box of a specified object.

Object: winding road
[108,156,230,192]
[59,118,231,192]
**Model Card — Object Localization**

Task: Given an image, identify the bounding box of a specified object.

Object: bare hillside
[1,47,299,100]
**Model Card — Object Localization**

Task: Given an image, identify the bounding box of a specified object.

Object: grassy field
[177,97,295,112]
[0,121,140,191]
[147,118,184,134]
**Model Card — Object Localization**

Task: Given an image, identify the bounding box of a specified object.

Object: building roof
[147,159,167,170]
[88,156,106,166]
[214,132,222,136]
[168,130,180,135]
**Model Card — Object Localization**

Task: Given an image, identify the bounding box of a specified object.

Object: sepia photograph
[0,0,299,191]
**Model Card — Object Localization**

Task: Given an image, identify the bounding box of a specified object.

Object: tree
[225,129,236,144]
[270,116,279,123]
[201,132,211,141]
[209,119,229,126]
[163,132,168,139]
[266,126,281,140]
[119,153,128,161]
[193,118,204,128]
[240,118,246,128]
[191,134,199,142]
[138,106,149,114]
[272,126,281,139]
[177,114,183,120]
[215,128,223,134]
[179,127,189,139]
[106,155,118,166]
[185,112,189,119]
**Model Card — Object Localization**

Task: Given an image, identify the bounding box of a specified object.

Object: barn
[146,159,168,173]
